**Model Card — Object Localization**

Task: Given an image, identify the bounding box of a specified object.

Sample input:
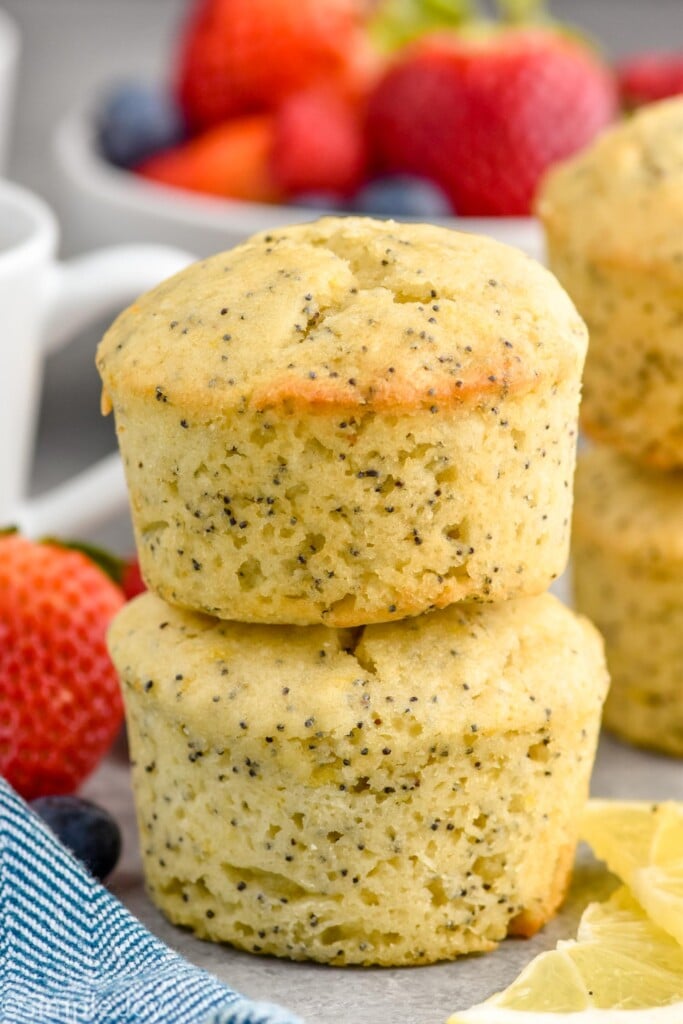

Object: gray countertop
[5,3,683,1021]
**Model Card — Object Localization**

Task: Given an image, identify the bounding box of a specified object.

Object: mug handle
[14,243,194,539]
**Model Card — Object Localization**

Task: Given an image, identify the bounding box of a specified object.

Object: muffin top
[574,444,683,565]
[97,217,586,416]
[109,591,606,764]
[537,97,683,270]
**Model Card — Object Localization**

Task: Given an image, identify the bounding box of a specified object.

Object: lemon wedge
[580,800,683,946]
[448,888,683,1022]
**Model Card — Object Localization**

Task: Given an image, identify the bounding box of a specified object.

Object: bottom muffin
[574,444,683,756]
[108,592,608,966]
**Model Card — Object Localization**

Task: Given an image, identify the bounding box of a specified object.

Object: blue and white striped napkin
[0,778,303,1024]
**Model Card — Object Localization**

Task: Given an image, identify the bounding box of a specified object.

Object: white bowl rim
[53,103,544,255]
[53,105,302,234]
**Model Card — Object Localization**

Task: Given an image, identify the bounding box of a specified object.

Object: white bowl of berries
[53,0,619,263]
[54,102,547,260]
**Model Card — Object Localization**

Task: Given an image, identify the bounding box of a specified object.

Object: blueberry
[96,81,186,169]
[30,795,122,881]
[352,175,454,218]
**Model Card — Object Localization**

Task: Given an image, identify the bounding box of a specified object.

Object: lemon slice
[581,800,683,946]
[448,888,683,1022]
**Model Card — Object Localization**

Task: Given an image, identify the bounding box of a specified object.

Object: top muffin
[98,217,586,626]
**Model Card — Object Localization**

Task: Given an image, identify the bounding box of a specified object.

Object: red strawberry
[121,557,146,600]
[137,115,281,202]
[0,534,125,799]
[176,0,376,130]
[366,28,617,216]
[271,89,367,198]
[616,52,683,109]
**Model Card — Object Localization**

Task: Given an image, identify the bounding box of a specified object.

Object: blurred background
[2,0,680,550]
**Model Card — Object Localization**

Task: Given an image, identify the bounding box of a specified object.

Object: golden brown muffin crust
[97,217,587,417]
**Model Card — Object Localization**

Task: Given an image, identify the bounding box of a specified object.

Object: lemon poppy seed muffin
[538,97,683,469]
[108,590,608,966]
[97,217,587,626]
[574,444,683,756]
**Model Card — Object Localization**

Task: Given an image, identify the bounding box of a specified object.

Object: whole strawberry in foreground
[0,534,125,800]
[367,28,618,215]
[176,0,377,130]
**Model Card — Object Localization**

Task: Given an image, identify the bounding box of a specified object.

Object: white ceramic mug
[0,7,19,174]
[0,178,193,537]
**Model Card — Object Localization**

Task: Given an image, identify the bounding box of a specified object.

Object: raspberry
[271,90,367,198]
[616,52,683,109]
[121,556,146,600]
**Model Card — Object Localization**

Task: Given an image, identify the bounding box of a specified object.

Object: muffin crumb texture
[97,217,587,624]
[574,445,683,755]
[109,591,608,965]
[538,97,683,469]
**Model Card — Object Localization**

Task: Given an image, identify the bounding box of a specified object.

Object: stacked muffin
[100,217,608,965]
[538,98,683,756]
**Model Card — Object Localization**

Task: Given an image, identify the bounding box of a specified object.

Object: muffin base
[546,235,683,470]
[573,534,683,757]
[111,593,608,965]
[133,730,578,966]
